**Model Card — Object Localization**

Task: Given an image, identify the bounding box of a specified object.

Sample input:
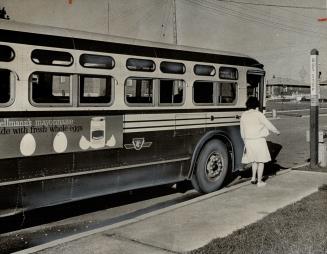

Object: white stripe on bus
[124,122,240,132]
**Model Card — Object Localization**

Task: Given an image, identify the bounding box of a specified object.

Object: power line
[185,0,327,39]
[220,0,327,38]
[212,0,327,10]
[226,0,323,28]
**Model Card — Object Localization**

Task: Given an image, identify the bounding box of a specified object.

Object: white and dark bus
[0,20,265,217]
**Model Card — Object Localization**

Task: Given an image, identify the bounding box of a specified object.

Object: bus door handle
[235,115,240,119]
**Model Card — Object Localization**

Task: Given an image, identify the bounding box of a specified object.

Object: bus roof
[0,20,263,68]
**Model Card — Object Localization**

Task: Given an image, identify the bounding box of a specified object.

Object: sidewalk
[18,169,327,254]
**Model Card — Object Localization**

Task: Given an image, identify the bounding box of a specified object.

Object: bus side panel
[0,185,21,215]
[0,129,193,183]
[0,159,22,216]
[70,162,186,200]
[21,178,73,208]
[0,125,241,215]
[18,154,74,179]
[74,149,120,172]
[73,130,192,172]
[120,130,192,164]
[228,125,244,171]
[0,158,19,182]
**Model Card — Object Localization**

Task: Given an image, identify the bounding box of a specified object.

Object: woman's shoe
[250,179,257,184]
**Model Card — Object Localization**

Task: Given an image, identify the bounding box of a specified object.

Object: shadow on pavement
[237,161,288,180]
[0,184,188,234]
[229,141,287,185]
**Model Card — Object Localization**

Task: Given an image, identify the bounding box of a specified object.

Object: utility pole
[172,0,178,44]
[310,49,319,168]
[108,0,110,34]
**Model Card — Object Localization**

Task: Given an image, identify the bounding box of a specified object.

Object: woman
[240,97,280,187]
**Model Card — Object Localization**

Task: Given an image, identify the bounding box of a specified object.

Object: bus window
[125,78,153,105]
[159,79,185,105]
[79,75,114,105]
[218,82,237,104]
[0,69,14,105]
[126,58,155,72]
[30,72,71,105]
[160,61,185,74]
[194,64,216,76]
[31,49,73,66]
[219,67,238,80]
[80,54,115,69]
[193,81,214,104]
[0,45,15,62]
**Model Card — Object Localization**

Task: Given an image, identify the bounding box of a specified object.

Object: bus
[0,20,265,217]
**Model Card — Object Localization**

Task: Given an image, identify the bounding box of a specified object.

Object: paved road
[266,100,327,112]
[268,114,327,168]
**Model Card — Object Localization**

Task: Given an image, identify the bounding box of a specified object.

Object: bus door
[246,70,265,111]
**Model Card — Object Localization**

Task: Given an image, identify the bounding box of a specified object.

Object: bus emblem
[124,138,152,150]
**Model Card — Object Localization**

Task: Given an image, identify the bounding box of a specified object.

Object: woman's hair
[246,96,260,109]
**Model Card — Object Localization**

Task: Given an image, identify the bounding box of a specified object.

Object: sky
[1,0,327,82]
[175,0,327,82]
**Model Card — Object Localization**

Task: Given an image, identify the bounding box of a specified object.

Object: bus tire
[191,174,202,193]
[194,139,229,193]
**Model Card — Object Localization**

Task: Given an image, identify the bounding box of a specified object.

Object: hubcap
[205,152,224,181]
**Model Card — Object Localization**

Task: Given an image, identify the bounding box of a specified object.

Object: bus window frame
[79,53,115,70]
[29,71,73,107]
[217,81,238,105]
[219,66,239,80]
[193,80,217,106]
[193,64,216,76]
[0,68,15,107]
[160,61,186,75]
[31,49,74,67]
[0,45,15,62]
[124,77,155,107]
[126,58,156,72]
[158,79,186,107]
[78,74,115,107]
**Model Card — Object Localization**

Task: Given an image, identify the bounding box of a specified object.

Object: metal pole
[107,0,110,34]
[172,0,178,44]
[310,49,319,168]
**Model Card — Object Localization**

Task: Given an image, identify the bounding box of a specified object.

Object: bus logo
[124,138,152,150]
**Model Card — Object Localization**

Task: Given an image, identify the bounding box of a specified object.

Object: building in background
[320,79,327,101]
[266,76,309,100]
[266,77,327,101]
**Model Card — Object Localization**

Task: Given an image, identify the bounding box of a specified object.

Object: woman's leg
[257,163,265,185]
[251,162,258,181]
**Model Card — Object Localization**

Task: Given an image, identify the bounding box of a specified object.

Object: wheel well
[188,132,234,179]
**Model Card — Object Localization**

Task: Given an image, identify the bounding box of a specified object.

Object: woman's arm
[240,117,244,139]
[259,113,280,135]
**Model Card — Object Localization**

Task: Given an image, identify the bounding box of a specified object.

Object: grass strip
[190,188,327,254]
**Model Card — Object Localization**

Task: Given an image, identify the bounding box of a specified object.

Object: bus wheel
[194,139,229,193]
[191,174,202,193]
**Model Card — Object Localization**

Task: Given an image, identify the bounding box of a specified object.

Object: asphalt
[14,168,327,254]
